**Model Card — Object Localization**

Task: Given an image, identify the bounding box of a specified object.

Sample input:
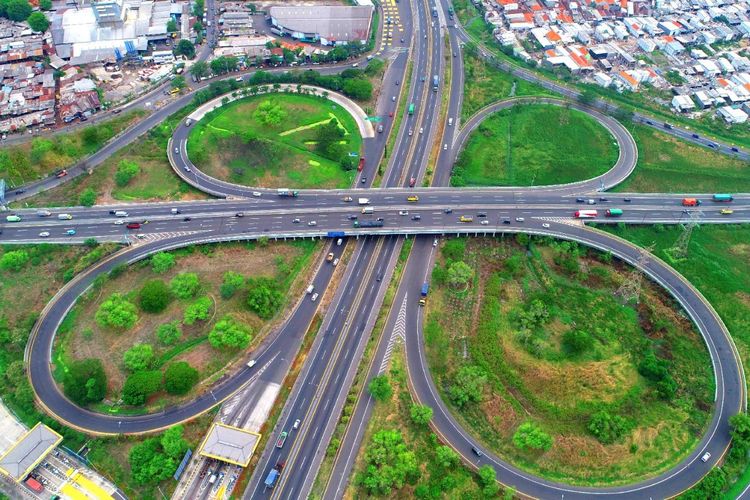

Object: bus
[713,193,734,202]
[408,103,415,115]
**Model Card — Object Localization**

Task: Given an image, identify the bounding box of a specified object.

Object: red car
[126,223,141,229]
[55,169,68,178]
[389,111,394,117]
[409,176,416,187]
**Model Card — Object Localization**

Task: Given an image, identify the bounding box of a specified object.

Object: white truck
[358,198,370,205]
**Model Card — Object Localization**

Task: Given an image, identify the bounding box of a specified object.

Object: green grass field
[462,51,554,121]
[599,224,750,496]
[187,93,362,189]
[452,104,619,187]
[424,237,713,486]
[613,123,750,193]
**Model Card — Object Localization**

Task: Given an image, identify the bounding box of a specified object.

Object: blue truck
[327,231,346,238]
[419,282,429,306]
[264,462,285,489]
[354,220,384,228]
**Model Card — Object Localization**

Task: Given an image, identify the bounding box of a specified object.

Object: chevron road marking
[379,293,408,374]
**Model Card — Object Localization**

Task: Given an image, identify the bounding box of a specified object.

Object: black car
[411,215,421,221]
[376,217,384,222]
[109,210,117,214]
[348,215,358,220]
[599,197,608,202]
[576,197,585,203]
[692,133,699,139]
[235,212,244,217]
[183,216,192,221]
[14,189,25,194]
[732,147,740,152]
[624,198,632,202]
[477,212,487,217]
[444,208,453,214]
[502,219,511,224]
[471,446,484,457]
[361,176,367,184]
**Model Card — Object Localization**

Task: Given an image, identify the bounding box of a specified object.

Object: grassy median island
[187,93,363,189]
[424,237,713,486]
[452,104,619,187]
[52,240,319,414]
[611,123,750,193]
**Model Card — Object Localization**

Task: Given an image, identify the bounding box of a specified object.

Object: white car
[542,223,550,228]
[419,127,424,134]
[701,452,711,463]
[252,191,261,197]
[515,217,525,222]
[399,210,408,216]
[114,220,125,225]
[311,292,319,302]
[308,221,317,226]
[247,359,256,368]
[433,238,438,247]
[480,220,489,225]
[443,144,448,150]
[293,419,301,429]
[39,231,50,238]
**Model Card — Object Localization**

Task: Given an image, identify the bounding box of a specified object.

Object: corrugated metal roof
[270,5,372,42]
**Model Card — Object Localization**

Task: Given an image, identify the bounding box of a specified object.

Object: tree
[123,344,154,372]
[139,279,172,313]
[5,0,31,21]
[368,375,392,401]
[588,410,629,444]
[434,445,459,468]
[192,20,202,32]
[150,252,175,274]
[191,0,203,17]
[253,99,287,126]
[730,413,750,447]
[315,118,345,160]
[562,330,593,355]
[447,365,486,408]
[578,87,598,106]
[364,58,385,76]
[246,277,283,319]
[359,429,419,495]
[166,18,177,32]
[0,250,30,272]
[171,75,186,89]
[170,272,200,299]
[210,55,239,75]
[183,296,212,325]
[156,321,182,345]
[189,60,209,80]
[175,39,195,59]
[26,11,48,31]
[208,315,252,349]
[164,361,199,395]
[409,404,433,426]
[64,358,107,405]
[128,437,177,485]
[95,293,138,330]
[39,0,52,9]
[114,159,140,187]
[342,78,373,101]
[122,370,162,405]
[220,271,244,299]
[161,425,188,459]
[446,261,473,288]
[512,422,553,451]
[478,465,500,496]
[78,187,96,207]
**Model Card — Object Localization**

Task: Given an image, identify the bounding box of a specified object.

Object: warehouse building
[269,5,373,45]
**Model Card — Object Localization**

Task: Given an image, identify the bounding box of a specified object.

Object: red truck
[25,477,43,493]
[682,198,701,206]
[55,169,68,178]
[126,223,141,229]
[357,157,365,172]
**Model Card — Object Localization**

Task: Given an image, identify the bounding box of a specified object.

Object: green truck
[408,103,415,115]
[605,209,623,217]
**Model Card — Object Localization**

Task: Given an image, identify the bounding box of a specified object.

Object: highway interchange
[2,0,749,497]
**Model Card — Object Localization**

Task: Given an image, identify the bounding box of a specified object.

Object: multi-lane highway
[4,0,749,498]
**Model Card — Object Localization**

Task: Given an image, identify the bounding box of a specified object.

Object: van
[58,213,73,220]
[306,284,314,294]
[361,207,374,214]
[36,210,51,217]
[115,211,129,217]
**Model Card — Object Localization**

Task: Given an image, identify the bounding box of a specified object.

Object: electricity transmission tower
[615,244,654,304]
[670,209,703,260]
